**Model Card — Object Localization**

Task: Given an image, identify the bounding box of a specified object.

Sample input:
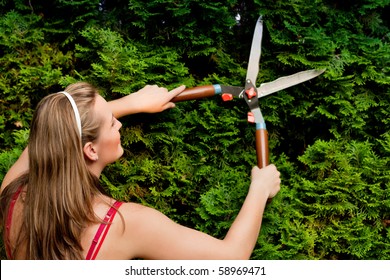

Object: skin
[1,84,281,260]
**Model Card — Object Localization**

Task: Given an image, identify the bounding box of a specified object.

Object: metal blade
[257,69,325,98]
[246,17,263,86]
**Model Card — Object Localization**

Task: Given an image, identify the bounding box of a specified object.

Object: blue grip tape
[213,84,222,95]
[256,122,266,130]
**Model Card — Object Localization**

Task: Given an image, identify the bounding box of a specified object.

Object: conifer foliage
[0,0,389,259]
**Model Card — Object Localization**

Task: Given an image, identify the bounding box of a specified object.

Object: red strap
[5,187,23,259]
[86,201,123,260]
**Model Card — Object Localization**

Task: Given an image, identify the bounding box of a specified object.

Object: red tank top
[5,186,23,259]
[5,188,123,260]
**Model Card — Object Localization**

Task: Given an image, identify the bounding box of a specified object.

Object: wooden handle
[256,128,273,203]
[172,85,216,102]
[255,128,269,168]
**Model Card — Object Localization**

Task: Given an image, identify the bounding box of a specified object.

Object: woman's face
[92,95,123,165]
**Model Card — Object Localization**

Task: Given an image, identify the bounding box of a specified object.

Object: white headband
[59,91,82,136]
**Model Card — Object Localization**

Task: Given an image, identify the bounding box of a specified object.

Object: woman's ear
[83,142,99,161]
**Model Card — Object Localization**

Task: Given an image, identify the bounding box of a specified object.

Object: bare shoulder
[118,201,174,229]
[92,201,170,259]
[120,201,162,215]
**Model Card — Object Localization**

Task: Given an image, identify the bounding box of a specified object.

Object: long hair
[1,82,108,259]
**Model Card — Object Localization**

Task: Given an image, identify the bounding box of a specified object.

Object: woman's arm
[1,147,29,192]
[116,165,281,260]
[222,165,280,258]
[108,85,185,118]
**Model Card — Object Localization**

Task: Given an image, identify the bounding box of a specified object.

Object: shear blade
[257,69,325,98]
[246,17,263,86]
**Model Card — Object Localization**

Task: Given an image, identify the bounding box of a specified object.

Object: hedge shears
[172,16,324,169]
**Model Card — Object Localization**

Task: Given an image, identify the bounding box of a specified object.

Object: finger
[168,85,186,97]
[162,102,176,110]
[144,85,157,89]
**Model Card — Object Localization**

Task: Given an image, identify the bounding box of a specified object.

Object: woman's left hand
[109,85,186,118]
[132,85,186,113]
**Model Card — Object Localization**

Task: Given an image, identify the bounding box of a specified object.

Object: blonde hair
[1,82,108,259]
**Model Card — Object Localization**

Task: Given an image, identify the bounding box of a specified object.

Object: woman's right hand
[250,164,281,199]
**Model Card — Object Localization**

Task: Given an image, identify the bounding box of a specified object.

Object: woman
[0,82,281,259]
